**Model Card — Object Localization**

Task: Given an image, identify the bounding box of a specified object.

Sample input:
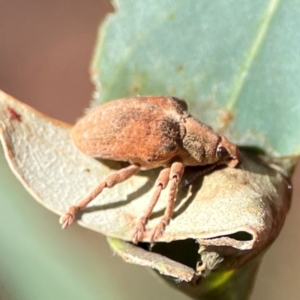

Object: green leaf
[92,0,300,157]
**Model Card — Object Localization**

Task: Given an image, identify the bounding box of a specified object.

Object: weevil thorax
[181,116,220,166]
[180,116,240,167]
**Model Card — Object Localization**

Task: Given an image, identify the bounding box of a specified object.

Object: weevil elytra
[60,96,240,242]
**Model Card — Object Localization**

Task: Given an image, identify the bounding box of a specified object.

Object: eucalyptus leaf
[92,0,300,157]
[1,0,300,298]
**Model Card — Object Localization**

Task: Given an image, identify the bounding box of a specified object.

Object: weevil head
[180,116,240,168]
[216,136,240,168]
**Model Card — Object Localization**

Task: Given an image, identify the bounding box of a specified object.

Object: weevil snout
[216,136,240,168]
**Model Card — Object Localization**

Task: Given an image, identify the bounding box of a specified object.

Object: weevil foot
[131,228,144,244]
[59,214,74,229]
[131,217,147,243]
[150,219,167,242]
[59,206,79,229]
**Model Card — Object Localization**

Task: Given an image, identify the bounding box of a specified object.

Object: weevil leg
[59,164,140,229]
[150,162,185,242]
[132,167,171,243]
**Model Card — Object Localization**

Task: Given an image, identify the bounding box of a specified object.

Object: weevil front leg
[132,167,171,243]
[60,164,140,229]
[150,161,185,242]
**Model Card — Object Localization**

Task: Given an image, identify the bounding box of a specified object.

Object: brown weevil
[60,96,240,243]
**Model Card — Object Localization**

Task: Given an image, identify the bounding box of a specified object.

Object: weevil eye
[216,146,229,160]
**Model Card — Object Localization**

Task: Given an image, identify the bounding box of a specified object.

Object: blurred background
[0,1,299,299]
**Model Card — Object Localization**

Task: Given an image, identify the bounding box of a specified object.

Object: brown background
[1,1,299,299]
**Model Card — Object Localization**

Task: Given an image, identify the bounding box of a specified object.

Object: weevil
[60,96,240,242]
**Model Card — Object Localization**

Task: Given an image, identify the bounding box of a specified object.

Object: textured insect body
[72,97,187,169]
[60,96,240,242]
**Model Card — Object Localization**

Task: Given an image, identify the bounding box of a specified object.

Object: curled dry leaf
[0,90,293,281]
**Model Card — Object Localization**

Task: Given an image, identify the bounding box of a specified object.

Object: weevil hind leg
[132,167,171,243]
[150,162,185,242]
[131,161,184,243]
[60,164,140,229]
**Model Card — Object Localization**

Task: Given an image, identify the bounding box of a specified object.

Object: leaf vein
[226,0,281,111]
